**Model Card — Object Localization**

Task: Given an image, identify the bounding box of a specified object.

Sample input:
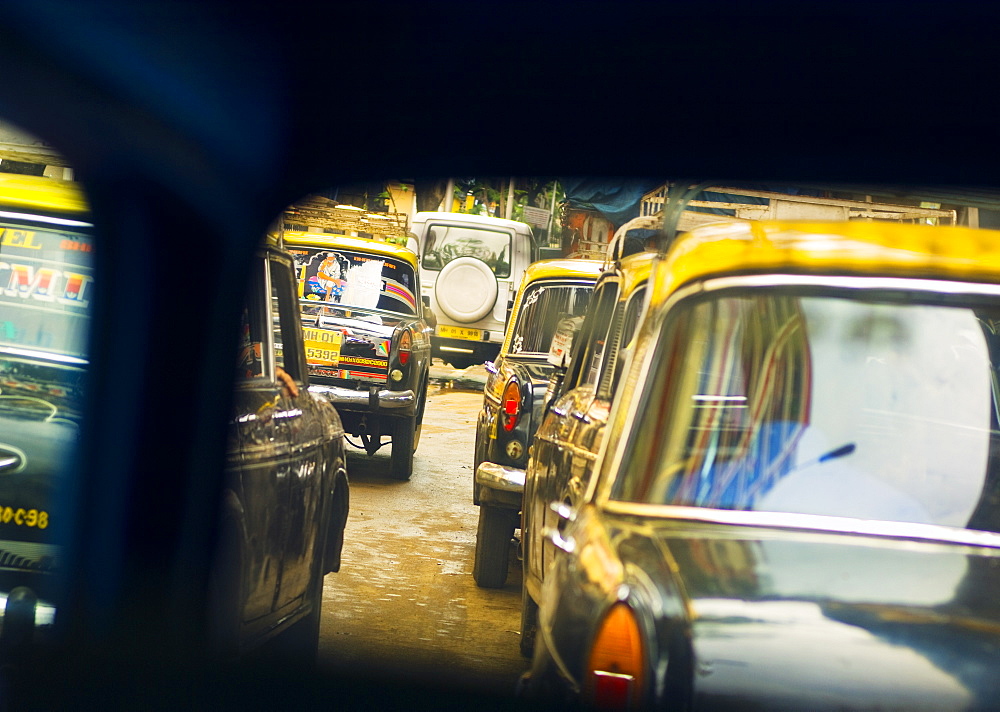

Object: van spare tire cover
[434,257,499,323]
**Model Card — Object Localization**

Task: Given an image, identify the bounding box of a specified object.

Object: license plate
[437,324,483,341]
[303,327,342,366]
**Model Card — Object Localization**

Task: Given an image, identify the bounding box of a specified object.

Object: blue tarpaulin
[561,179,828,225]
[560,178,662,228]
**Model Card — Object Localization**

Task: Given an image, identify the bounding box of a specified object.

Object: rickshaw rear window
[0,220,93,361]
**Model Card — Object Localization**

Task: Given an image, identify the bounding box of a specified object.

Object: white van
[410,211,537,369]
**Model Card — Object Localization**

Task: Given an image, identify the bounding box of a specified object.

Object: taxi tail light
[585,603,646,710]
[398,329,412,365]
[501,380,521,432]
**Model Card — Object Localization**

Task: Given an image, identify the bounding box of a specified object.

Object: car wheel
[412,381,427,451]
[473,504,516,588]
[268,565,324,667]
[520,585,539,659]
[390,415,415,480]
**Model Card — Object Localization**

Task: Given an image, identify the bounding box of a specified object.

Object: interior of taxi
[2,0,999,708]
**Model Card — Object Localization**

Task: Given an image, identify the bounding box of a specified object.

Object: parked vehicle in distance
[0,173,92,664]
[519,249,655,656]
[282,224,432,480]
[210,239,349,662]
[524,220,1000,710]
[472,258,603,588]
[412,211,537,369]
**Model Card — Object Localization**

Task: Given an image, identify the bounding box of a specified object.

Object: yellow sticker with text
[303,327,342,366]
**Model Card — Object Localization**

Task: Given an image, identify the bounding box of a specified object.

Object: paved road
[316,382,529,701]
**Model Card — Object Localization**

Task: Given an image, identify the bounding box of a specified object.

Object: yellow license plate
[303,327,342,366]
[437,325,483,341]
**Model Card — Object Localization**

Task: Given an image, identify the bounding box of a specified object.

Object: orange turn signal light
[585,602,646,710]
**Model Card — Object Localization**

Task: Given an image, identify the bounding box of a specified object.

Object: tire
[268,565,324,667]
[434,257,498,323]
[390,415,415,480]
[323,481,349,574]
[473,504,517,588]
[412,383,427,451]
[520,585,539,659]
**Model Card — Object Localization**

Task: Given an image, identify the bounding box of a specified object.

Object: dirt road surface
[316,382,530,702]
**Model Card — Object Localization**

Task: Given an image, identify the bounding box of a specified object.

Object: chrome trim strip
[0,210,92,228]
[475,461,526,493]
[0,444,26,474]
[600,501,1000,550]
[702,273,1000,298]
[0,347,87,366]
[308,384,415,411]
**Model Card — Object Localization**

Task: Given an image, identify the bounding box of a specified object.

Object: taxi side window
[566,282,620,391]
[268,256,305,383]
[237,262,269,383]
[601,285,647,399]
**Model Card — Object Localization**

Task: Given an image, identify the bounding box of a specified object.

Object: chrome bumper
[308,384,417,416]
[475,461,526,494]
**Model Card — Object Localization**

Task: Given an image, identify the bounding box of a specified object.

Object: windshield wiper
[791,442,856,474]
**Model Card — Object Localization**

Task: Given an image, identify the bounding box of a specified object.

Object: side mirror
[421,296,438,328]
[543,360,566,412]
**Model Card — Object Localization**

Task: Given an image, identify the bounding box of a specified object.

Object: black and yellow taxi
[472,258,603,588]
[281,224,432,481]
[525,220,1000,710]
[0,172,350,664]
[211,234,350,661]
[519,248,654,656]
[0,173,91,661]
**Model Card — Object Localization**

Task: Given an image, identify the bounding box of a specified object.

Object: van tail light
[398,329,412,365]
[584,603,646,710]
[501,380,521,432]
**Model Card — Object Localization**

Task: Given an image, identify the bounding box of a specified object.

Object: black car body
[0,172,350,666]
[282,231,432,480]
[212,243,349,660]
[472,258,601,588]
[525,221,1000,710]
[519,250,653,656]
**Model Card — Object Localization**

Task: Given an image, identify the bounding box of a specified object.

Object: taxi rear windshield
[0,219,93,361]
[613,288,1000,533]
[287,246,417,316]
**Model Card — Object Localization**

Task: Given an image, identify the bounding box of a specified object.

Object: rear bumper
[308,384,417,417]
[433,337,501,357]
[476,461,525,510]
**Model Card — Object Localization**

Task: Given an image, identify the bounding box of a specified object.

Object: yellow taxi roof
[653,220,1000,303]
[519,258,605,287]
[617,250,656,297]
[0,173,89,216]
[280,231,419,270]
